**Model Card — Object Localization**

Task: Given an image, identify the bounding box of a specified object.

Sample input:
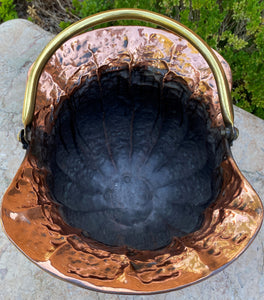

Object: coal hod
[1,10,263,294]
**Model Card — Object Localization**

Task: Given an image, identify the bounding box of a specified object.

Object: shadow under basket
[1,24,263,294]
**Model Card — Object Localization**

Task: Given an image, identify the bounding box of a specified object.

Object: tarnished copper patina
[1,9,263,294]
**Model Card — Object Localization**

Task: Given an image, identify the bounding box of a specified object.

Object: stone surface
[0,19,263,300]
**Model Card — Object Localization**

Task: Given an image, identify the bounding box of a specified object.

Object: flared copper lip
[1,222,262,296]
[1,153,263,294]
[1,26,263,294]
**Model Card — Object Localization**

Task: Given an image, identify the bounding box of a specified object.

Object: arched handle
[22,8,237,141]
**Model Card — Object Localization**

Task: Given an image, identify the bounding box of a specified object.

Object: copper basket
[1,9,263,294]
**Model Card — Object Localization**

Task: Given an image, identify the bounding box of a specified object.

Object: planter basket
[1,9,263,294]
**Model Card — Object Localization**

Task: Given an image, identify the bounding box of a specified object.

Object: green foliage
[164,0,264,119]
[65,0,158,28]
[71,0,113,18]
[0,0,18,22]
[113,0,158,26]
[59,21,72,30]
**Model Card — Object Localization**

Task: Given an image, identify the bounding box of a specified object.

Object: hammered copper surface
[1,26,263,294]
[32,26,230,130]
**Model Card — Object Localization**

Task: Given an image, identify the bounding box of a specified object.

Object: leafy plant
[59,20,72,30]
[60,0,159,29]
[0,0,18,22]
[71,0,113,18]
[158,0,264,118]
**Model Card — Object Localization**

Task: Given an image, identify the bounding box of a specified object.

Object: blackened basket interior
[44,66,224,250]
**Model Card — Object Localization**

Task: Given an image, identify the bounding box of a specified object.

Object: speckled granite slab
[0,19,263,300]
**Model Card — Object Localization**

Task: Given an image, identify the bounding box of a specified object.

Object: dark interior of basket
[45,66,224,250]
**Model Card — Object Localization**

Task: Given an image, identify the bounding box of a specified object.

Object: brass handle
[22,8,237,140]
